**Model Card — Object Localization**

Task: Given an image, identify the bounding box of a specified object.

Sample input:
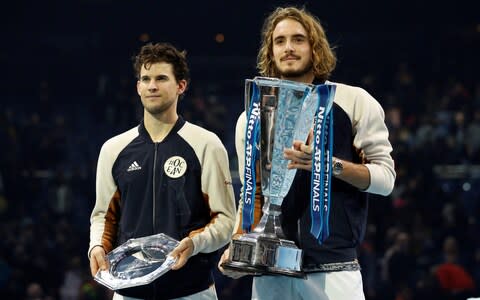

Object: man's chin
[278,66,312,78]
[280,70,307,78]
[145,105,167,115]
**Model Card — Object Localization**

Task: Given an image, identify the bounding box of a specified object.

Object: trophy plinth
[222,202,304,277]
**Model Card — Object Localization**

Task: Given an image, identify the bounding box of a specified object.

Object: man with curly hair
[219,6,395,300]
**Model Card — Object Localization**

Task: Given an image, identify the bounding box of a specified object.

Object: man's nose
[285,40,295,52]
[147,80,158,90]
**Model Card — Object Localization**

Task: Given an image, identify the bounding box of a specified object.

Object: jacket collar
[138,116,186,143]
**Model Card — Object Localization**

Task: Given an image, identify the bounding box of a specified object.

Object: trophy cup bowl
[222,77,320,277]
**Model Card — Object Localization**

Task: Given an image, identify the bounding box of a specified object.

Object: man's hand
[356,147,368,164]
[283,129,313,171]
[217,247,253,279]
[89,246,108,277]
[170,237,194,270]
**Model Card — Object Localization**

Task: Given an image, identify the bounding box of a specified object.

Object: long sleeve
[88,140,120,257]
[88,127,137,257]
[333,83,396,196]
[186,127,237,255]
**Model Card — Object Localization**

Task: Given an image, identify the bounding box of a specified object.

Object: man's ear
[136,80,141,96]
[177,79,187,95]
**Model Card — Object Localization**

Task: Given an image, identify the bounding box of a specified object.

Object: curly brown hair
[257,6,337,82]
[132,42,190,85]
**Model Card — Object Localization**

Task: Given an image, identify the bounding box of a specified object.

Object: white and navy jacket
[89,116,236,298]
[234,81,396,271]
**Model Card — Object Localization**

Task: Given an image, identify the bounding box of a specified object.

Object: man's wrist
[332,157,344,177]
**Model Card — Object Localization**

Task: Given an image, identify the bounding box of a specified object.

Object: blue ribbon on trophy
[310,84,335,244]
[240,78,335,241]
[242,83,261,232]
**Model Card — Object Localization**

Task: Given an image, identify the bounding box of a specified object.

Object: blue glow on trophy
[222,77,328,277]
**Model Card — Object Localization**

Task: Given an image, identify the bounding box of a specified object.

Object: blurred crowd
[1,51,479,300]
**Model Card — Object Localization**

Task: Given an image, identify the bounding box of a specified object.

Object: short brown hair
[132,42,190,85]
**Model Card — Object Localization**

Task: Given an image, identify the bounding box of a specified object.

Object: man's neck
[144,111,178,142]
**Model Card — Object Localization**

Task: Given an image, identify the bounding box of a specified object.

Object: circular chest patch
[164,156,187,178]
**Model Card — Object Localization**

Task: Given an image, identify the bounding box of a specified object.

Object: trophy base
[222,232,304,278]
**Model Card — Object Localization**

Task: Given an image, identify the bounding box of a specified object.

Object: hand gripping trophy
[222,77,335,277]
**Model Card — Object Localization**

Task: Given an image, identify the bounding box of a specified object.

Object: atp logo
[164,156,187,178]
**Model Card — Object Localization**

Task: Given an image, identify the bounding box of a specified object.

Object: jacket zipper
[153,143,158,233]
[152,142,158,300]
[297,219,302,248]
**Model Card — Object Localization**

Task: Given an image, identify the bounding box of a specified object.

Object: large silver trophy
[223,77,334,277]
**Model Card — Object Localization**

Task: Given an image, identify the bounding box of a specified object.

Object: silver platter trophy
[222,77,335,277]
[94,233,179,290]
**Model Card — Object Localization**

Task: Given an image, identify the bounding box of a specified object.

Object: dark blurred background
[1,0,479,299]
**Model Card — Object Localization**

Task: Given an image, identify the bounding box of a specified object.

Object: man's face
[136,62,186,116]
[272,18,313,79]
